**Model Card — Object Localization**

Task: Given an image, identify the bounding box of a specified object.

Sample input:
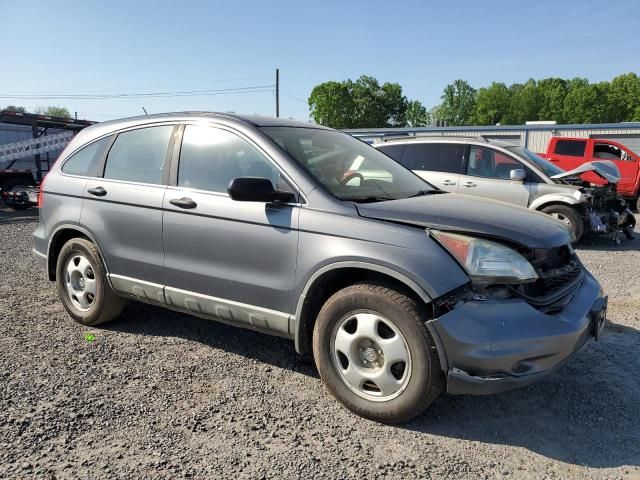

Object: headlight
[430,230,538,284]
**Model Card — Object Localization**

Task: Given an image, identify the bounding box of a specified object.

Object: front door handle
[169,197,197,209]
[87,186,107,197]
[442,180,457,186]
[462,182,477,188]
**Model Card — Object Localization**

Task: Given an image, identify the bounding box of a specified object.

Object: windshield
[261,127,434,201]
[506,146,565,177]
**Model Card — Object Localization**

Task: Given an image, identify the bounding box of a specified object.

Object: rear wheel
[541,205,584,243]
[56,238,126,326]
[312,282,444,424]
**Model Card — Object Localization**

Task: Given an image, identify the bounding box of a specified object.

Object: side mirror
[227,177,296,203]
[510,168,527,182]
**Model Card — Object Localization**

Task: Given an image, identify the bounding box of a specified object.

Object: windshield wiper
[344,196,395,203]
[407,189,446,198]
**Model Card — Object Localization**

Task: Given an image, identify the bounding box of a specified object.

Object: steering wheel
[341,171,365,185]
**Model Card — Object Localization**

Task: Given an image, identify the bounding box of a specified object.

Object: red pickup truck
[540,137,640,211]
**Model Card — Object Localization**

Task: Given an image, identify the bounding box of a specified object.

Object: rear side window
[178,125,288,194]
[377,144,405,162]
[401,143,465,173]
[61,137,110,176]
[103,126,174,184]
[554,140,586,157]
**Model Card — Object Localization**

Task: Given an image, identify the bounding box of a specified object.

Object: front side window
[261,127,433,202]
[401,143,465,173]
[554,140,586,157]
[103,126,174,184]
[467,146,523,179]
[594,143,624,160]
[178,125,288,193]
[506,146,564,179]
[61,137,110,176]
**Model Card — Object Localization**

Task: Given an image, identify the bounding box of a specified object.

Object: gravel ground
[1,207,639,480]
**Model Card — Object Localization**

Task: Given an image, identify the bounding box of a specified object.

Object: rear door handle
[169,197,197,209]
[87,186,107,197]
[462,182,477,188]
[442,180,457,186]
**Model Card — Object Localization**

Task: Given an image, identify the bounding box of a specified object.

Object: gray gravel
[1,207,639,480]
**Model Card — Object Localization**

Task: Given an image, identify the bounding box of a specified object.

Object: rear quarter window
[61,137,110,177]
[554,140,586,157]
[401,143,465,174]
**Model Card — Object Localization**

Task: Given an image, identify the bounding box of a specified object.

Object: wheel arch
[294,262,434,355]
[47,225,109,281]
[529,193,582,211]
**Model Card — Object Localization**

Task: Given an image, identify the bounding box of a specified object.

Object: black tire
[56,238,126,326]
[636,196,640,214]
[541,204,584,243]
[312,281,445,424]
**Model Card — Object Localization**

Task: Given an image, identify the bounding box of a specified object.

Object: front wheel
[312,282,445,424]
[541,205,584,243]
[56,238,126,326]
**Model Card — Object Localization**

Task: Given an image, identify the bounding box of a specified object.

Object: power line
[0,85,275,100]
[281,91,308,104]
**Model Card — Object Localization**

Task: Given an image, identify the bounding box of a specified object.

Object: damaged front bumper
[427,271,606,395]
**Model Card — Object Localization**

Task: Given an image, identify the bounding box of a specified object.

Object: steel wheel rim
[550,212,572,227]
[64,254,97,311]
[330,311,412,402]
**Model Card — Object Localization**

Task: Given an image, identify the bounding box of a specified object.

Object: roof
[92,111,327,130]
[376,135,517,148]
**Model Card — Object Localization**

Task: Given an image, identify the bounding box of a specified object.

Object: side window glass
[178,125,291,194]
[467,146,523,179]
[554,140,586,157]
[402,143,464,173]
[61,137,110,176]
[377,144,405,162]
[593,143,623,160]
[103,126,174,185]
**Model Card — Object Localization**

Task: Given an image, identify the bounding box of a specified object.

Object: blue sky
[2,0,639,122]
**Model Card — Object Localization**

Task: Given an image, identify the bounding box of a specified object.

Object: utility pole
[275,68,280,118]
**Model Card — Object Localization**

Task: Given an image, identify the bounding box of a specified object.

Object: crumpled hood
[551,160,621,184]
[356,193,571,249]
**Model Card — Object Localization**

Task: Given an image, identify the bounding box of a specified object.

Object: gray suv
[33,113,607,423]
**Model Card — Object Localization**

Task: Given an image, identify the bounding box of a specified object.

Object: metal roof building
[345,122,640,154]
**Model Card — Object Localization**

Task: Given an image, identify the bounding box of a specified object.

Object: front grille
[512,245,584,307]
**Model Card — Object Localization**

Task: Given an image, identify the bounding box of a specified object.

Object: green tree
[34,105,72,118]
[308,81,355,128]
[3,105,26,113]
[607,73,640,122]
[537,78,569,123]
[405,100,430,127]
[438,79,476,126]
[562,78,609,124]
[308,75,408,128]
[473,82,511,125]
[504,79,539,124]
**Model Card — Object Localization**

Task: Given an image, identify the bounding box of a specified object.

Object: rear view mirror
[510,168,527,182]
[227,177,296,203]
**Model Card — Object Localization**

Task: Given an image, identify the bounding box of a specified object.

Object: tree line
[308,73,640,128]
[2,105,72,118]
